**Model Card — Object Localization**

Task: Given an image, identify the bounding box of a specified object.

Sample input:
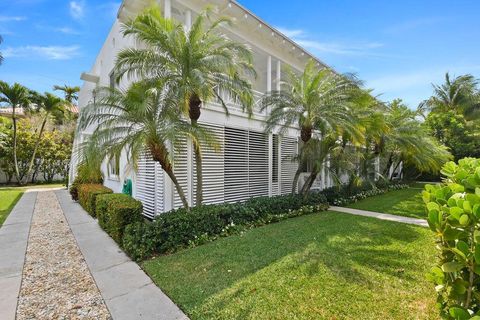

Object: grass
[347,185,427,219]
[143,211,437,319]
[0,183,65,226]
[0,188,24,226]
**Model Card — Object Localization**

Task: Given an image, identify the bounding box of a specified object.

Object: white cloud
[384,17,447,34]
[3,45,81,60]
[69,1,85,20]
[275,26,384,56]
[0,16,26,22]
[55,27,81,35]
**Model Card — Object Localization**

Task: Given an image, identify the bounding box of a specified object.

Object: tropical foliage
[77,82,216,209]
[114,4,255,206]
[0,118,72,184]
[421,73,480,161]
[424,158,480,320]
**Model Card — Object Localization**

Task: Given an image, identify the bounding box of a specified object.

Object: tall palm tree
[260,59,361,193]
[420,73,480,120]
[53,84,80,103]
[24,93,66,183]
[0,81,30,184]
[114,4,255,206]
[78,81,217,209]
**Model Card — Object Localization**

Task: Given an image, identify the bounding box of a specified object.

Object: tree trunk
[193,141,203,207]
[291,166,302,194]
[189,94,203,207]
[25,115,48,184]
[300,171,318,196]
[12,106,21,185]
[165,168,189,209]
[383,152,394,177]
[148,142,189,210]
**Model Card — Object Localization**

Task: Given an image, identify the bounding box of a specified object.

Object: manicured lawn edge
[0,189,24,226]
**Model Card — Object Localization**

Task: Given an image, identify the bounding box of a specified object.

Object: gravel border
[16,191,111,319]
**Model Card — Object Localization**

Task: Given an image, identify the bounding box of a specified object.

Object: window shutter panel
[136,152,164,219]
[280,136,298,195]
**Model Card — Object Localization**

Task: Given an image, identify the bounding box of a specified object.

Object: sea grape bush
[424,158,480,320]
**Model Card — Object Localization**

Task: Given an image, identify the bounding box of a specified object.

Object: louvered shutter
[224,127,249,203]
[173,136,189,209]
[193,124,225,205]
[280,136,298,195]
[135,152,164,219]
[248,130,269,198]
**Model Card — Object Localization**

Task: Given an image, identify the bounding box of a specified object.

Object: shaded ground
[347,187,426,219]
[143,211,437,320]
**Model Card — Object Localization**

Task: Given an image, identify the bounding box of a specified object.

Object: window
[108,154,120,178]
[109,70,115,89]
[272,134,279,183]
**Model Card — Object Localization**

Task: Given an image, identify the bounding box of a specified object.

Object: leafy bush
[96,194,143,243]
[123,193,329,261]
[78,184,112,217]
[424,158,480,319]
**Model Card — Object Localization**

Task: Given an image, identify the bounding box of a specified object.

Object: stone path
[17,191,111,319]
[0,189,188,320]
[330,206,428,227]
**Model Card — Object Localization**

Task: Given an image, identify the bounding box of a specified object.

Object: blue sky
[1,0,479,108]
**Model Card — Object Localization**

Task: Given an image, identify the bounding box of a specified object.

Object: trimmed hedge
[123,193,329,261]
[96,194,143,243]
[78,184,113,217]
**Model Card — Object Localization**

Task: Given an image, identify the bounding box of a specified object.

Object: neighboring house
[71,0,341,218]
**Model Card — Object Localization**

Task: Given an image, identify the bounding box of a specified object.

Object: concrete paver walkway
[0,192,36,320]
[330,206,428,227]
[0,189,188,320]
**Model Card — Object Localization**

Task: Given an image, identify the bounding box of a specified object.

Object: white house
[71,0,339,218]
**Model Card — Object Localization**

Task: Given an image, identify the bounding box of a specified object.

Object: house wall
[71,0,337,218]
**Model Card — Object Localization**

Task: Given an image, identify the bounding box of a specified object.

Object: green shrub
[122,193,328,261]
[424,158,480,319]
[96,194,143,243]
[78,184,113,217]
[70,161,103,200]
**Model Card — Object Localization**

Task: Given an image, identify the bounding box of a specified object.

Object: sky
[1,0,479,108]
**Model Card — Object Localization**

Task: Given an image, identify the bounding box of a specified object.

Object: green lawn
[143,211,437,319]
[347,186,427,219]
[0,188,24,226]
[0,183,65,226]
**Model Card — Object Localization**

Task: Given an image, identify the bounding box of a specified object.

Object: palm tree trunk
[165,168,189,209]
[12,105,21,185]
[300,171,318,196]
[193,141,203,206]
[148,142,189,210]
[25,115,48,184]
[189,94,203,207]
[291,166,302,194]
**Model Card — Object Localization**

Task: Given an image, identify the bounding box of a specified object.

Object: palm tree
[78,81,217,209]
[53,85,80,103]
[420,73,480,120]
[114,4,255,206]
[260,59,361,193]
[380,100,451,179]
[0,81,30,184]
[24,93,66,183]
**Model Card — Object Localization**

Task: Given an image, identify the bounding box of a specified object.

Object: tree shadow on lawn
[145,211,435,318]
